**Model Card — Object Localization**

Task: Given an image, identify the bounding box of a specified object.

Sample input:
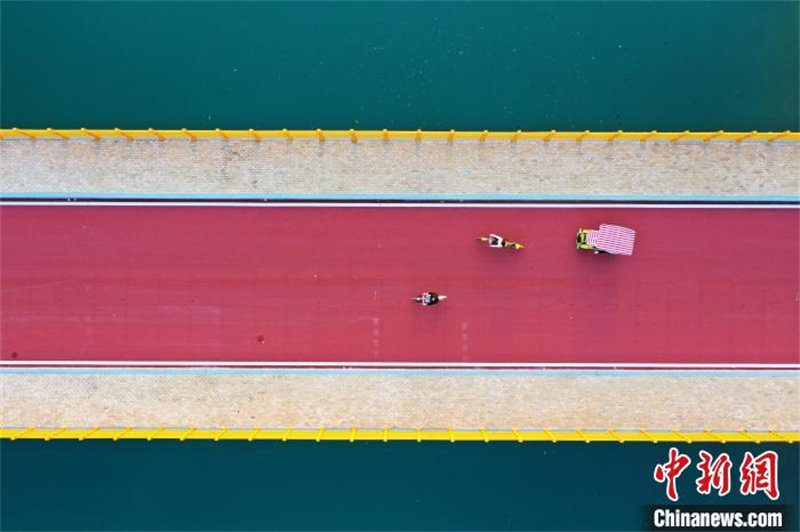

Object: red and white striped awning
[586,224,636,255]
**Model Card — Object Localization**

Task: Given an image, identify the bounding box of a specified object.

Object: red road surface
[1,204,798,366]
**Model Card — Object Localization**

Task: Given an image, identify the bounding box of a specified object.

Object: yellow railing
[0,128,798,143]
[1,427,796,443]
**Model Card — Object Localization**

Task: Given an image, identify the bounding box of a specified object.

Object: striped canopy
[586,224,636,255]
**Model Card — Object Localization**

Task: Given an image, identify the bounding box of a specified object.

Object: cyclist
[417,292,442,306]
[488,233,506,248]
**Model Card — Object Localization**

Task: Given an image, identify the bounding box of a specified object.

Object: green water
[1,441,797,531]
[1,2,798,530]
[1,1,797,131]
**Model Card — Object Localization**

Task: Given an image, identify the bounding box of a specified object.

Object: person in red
[740,450,780,500]
[654,447,692,501]
[696,451,732,496]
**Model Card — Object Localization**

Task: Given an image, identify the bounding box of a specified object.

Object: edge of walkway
[2,193,799,203]
[1,427,797,443]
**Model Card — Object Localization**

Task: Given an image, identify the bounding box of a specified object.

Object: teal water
[1,1,797,131]
[1,441,797,531]
[1,2,799,530]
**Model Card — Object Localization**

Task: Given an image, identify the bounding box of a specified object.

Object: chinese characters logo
[653,447,780,502]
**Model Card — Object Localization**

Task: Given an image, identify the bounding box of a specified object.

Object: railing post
[608,429,625,443]
[12,127,36,140]
[179,427,196,442]
[78,427,101,441]
[81,128,101,141]
[769,130,791,142]
[45,427,68,441]
[737,430,760,444]
[672,430,692,444]
[10,427,35,441]
[639,429,658,443]
[671,130,690,143]
[767,430,794,443]
[113,427,133,441]
[48,128,69,140]
[181,128,197,142]
[736,131,757,143]
[114,128,134,141]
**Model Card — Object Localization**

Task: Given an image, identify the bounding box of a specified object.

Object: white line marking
[1,360,797,369]
[0,201,798,209]
[0,279,74,294]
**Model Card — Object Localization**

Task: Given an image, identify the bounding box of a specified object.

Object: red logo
[654,449,781,502]
[740,451,780,501]
[654,447,692,501]
[696,450,732,496]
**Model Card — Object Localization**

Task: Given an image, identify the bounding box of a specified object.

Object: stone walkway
[2,371,797,431]
[1,139,797,197]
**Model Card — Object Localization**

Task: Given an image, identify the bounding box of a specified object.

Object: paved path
[3,203,797,367]
[1,139,797,197]
[2,370,796,431]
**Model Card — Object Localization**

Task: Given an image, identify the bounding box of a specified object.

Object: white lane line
[1,360,797,369]
[0,201,798,209]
